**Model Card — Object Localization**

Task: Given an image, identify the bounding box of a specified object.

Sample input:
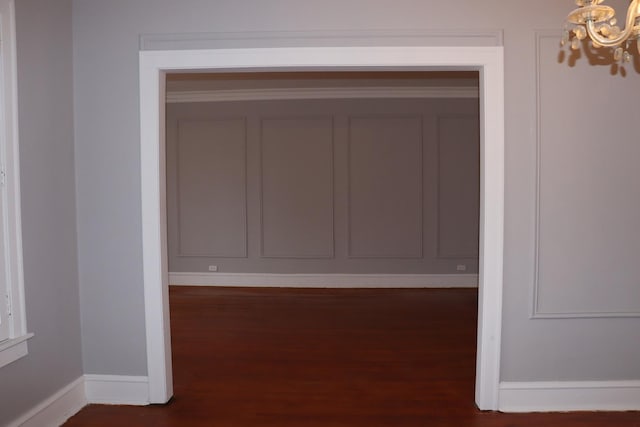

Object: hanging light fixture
[563,0,640,62]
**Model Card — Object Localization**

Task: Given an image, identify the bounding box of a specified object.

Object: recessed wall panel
[437,115,480,258]
[348,116,423,258]
[535,35,640,316]
[261,117,334,258]
[177,119,247,257]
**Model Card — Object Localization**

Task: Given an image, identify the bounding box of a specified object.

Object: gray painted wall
[71,0,640,382]
[0,0,82,424]
[166,98,480,274]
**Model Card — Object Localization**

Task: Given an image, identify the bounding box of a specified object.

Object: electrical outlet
[208,265,218,272]
[456,264,467,272]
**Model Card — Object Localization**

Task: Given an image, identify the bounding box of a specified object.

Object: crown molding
[166,86,478,103]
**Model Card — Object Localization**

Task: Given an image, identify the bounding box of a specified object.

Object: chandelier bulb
[614,46,624,61]
[623,50,632,62]
[574,26,587,40]
[571,38,581,50]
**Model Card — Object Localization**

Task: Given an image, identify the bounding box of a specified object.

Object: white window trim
[0,0,31,369]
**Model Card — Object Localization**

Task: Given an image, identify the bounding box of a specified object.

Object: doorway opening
[139,45,505,410]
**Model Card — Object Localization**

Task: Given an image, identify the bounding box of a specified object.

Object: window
[0,0,31,369]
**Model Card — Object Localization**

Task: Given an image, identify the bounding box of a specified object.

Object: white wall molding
[531,31,640,320]
[435,113,480,260]
[169,272,478,288]
[175,117,249,258]
[499,380,640,413]
[140,29,504,51]
[167,86,479,104]
[8,377,86,427]
[141,45,505,409]
[259,116,336,259]
[346,115,424,259]
[84,375,150,406]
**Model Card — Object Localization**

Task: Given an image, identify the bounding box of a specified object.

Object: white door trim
[139,45,505,409]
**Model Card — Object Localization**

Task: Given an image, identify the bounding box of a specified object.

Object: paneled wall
[166,97,479,274]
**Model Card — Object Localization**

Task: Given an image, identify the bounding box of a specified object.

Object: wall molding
[346,115,424,259]
[259,116,335,259]
[435,113,480,260]
[140,44,505,409]
[140,29,504,51]
[532,31,640,319]
[167,86,479,104]
[176,118,249,258]
[169,272,478,288]
[8,376,87,427]
[499,380,640,413]
[84,375,150,406]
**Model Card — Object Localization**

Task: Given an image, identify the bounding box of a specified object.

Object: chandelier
[563,0,640,62]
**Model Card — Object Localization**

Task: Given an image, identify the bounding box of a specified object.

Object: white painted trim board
[6,375,150,427]
[84,374,150,406]
[499,380,640,413]
[140,44,505,410]
[169,272,478,288]
[7,377,86,427]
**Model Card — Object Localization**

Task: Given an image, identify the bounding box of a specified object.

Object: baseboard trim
[169,272,478,288]
[499,380,640,412]
[8,376,87,427]
[84,374,150,406]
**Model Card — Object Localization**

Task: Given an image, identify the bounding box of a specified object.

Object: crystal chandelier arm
[585,0,639,47]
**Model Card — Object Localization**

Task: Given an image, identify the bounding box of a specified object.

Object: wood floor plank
[64,287,640,426]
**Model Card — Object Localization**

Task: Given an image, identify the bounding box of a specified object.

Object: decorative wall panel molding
[176,118,248,258]
[167,98,480,274]
[532,31,640,319]
[260,117,335,258]
[436,114,480,259]
[347,116,424,258]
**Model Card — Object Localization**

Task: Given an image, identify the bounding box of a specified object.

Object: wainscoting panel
[437,114,480,259]
[166,97,480,275]
[260,117,335,258]
[532,33,640,318]
[347,116,423,258]
[176,119,247,257]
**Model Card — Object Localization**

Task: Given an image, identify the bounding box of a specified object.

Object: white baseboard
[84,375,150,406]
[169,272,478,288]
[499,380,640,412]
[8,376,87,427]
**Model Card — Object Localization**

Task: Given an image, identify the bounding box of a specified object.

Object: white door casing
[139,46,505,409]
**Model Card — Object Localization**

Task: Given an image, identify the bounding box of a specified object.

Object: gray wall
[0,0,82,424]
[72,0,640,382]
[166,98,480,274]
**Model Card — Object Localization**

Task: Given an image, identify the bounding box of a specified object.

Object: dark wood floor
[65,287,640,426]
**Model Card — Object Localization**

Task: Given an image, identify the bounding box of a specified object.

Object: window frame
[0,0,32,369]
